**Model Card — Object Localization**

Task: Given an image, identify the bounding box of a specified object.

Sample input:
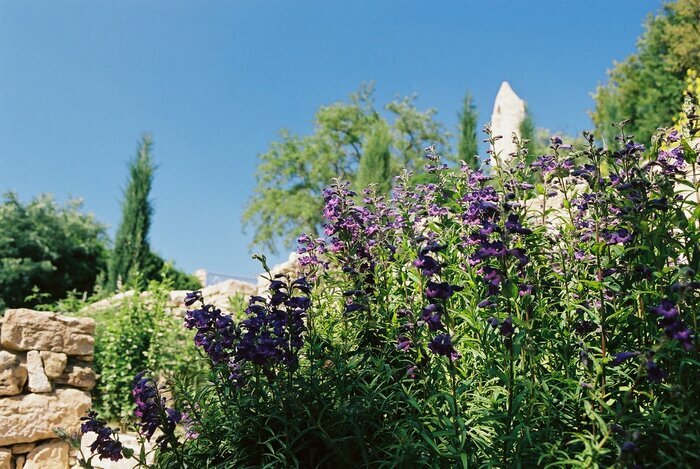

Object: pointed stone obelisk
[490,81,526,162]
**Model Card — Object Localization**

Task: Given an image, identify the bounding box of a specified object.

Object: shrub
[70,106,700,467]
[91,278,202,423]
[0,193,108,311]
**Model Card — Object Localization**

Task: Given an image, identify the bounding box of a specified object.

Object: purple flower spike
[80,411,124,462]
[132,371,181,450]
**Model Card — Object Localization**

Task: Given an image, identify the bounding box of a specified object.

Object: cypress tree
[108,135,155,290]
[519,106,537,165]
[457,92,479,169]
[355,119,392,194]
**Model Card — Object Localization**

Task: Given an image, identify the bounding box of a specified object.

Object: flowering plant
[64,102,700,467]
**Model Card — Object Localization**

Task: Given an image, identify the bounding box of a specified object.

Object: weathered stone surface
[0,350,27,396]
[40,351,67,379]
[0,388,91,445]
[26,351,52,393]
[15,455,25,469]
[0,449,10,469]
[490,81,526,162]
[24,440,69,469]
[11,442,35,454]
[1,309,95,355]
[74,354,93,362]
[55,361,95,390]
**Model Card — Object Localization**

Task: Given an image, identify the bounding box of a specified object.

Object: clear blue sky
[0,0,661,278]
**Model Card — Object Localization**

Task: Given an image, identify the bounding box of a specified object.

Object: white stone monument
[490,81,526,162]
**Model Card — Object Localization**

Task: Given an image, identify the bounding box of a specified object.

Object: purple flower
[499,317,514,337]
[184,290,202,307]
[406,366,418,379]
[508,248,529,267]
[477,241,507,259]
[421,304,445,331]
[649,299,678,319]
[518,284,533,296]
[428,334,460,361]
[646,360,666,383]
[396,336,412,352]
[79,411,124,462]
[611,351,640,366]
[414,254,441,277]
[621,441,639,453]
[132,371,181,450]
[505,214,532,235]
[604,228,633,244]
[425,281,462,300]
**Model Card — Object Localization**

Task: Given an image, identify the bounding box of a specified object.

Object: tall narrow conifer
[108,135,155,290]
[355,119,392,194]
[457,92,479,169]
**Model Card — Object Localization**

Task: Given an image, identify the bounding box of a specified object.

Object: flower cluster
[650,299,695,351]
[79,411,124,462]
[184,301,238,364]
[185,276,311,385]
[132,371,182,449]
[233,276,311,380]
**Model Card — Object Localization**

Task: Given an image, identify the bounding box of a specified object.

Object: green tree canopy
[592,0,700,144]
[355,119,392,194]
[243,83,449,253]
[0,192,108,310]
[457,92,479,169]
[108,135,155,290]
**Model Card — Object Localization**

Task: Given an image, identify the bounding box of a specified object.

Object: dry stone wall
[0,309,95,469]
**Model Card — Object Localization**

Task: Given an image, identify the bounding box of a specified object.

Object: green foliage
[457,92,479,169]
[355,119,392,194]
[519,105,537,165]
[105,136,196,291]
[75,106,700,467]
[91,277,202,422]
[108,135,155,291]
[165,117,699,467]
[0,192,108,311]
[592,0,700,144]
[243,83,449,254]
[141,251,202,291]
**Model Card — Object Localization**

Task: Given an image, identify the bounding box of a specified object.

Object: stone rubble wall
[84,252,302,316]
[0,309,95,469]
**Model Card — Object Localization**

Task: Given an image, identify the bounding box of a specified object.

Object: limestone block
[26,351,51,393]
[0,388,91,445]
[11,443,35,454]
[490,81,526,161]
[0,350,27,396]
[1,309,95,355]
[55,361,95,391]
[15,455,25,469]
[24,440,69,469]
[0,449,10,469]
[40,351,68,379]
